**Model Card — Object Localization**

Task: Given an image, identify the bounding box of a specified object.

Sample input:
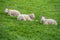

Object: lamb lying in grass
[5,8,20,16]
[40,16,57,25]
[17,13,35,21]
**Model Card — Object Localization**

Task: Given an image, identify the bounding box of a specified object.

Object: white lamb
[4,8,20,16]
[40,16,57,25]
[17,14,32,21]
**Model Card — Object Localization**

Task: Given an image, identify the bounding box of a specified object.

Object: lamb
[4,8,21,16]
[40,16,57,25]
[17,13,35,21]
[17,14,32,21]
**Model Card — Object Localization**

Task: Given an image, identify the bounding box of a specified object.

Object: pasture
[0,0,60,40]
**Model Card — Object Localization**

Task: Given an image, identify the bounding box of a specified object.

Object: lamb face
[5,8,9,14]
[40,16,46,23]
[41,16,46,21]
[29,13,35,19]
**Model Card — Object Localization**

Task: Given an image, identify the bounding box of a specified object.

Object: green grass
[0,0,60,40]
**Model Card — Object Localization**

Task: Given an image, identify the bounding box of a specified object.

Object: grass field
[0,0,60,40]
